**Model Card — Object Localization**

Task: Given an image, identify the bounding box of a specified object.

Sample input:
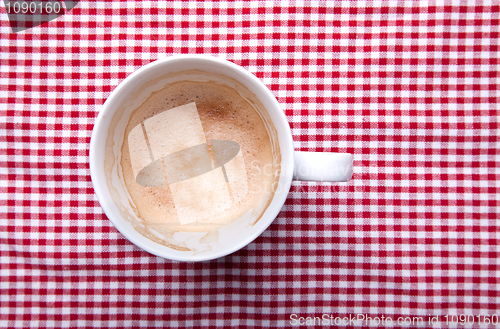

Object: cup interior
[90,55,294,261]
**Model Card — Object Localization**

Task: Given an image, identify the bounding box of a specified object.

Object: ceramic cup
[90,55,353,262]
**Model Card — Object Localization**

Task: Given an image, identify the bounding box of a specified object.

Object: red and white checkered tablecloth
[1,1,499,328]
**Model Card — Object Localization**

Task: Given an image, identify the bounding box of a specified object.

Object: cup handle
[293,151,353,182]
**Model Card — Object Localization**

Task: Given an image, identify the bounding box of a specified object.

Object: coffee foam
[127,102,250,226]
[105,71,280,250]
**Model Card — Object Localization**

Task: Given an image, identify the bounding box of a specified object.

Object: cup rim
[90,55,294,261]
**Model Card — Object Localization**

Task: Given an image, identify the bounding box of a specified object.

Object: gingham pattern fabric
[1,1,499,328]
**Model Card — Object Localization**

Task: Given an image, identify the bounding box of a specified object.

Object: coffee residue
[119,80,280,240]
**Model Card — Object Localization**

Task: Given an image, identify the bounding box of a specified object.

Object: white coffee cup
[90,55,353,262]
